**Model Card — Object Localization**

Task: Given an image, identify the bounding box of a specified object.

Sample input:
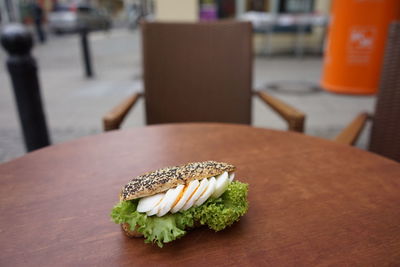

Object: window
[279,0,314,13]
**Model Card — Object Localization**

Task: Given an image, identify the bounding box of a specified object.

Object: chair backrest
[142,21,253,125]
[369,22,400,161]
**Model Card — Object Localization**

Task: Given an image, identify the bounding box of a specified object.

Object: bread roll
[120,161,235,201]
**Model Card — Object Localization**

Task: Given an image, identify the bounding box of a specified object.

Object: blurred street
[0,28,375,162]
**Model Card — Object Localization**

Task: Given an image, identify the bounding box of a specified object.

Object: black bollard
[1,24,50,152]
[80,25,94,78]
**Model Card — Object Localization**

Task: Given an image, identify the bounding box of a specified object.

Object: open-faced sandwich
[110,161,249,247]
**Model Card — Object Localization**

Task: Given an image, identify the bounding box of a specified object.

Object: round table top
[1,123,400,266]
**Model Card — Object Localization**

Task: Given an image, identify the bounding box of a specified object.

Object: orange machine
[321,0,400,94]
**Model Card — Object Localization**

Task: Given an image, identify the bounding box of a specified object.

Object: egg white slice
[212,172,230,198]
[229,172,235,182]
[156,184,185,217]
[170,180,200,213]
[137,193,165,213]
[146,193,165,216]
[194,177,216,207]
[181,178,209,211]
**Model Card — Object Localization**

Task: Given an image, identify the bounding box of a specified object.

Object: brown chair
[103,21,305,132]
[334,22,400,162]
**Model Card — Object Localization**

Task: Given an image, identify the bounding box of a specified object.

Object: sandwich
[110,161,249,247]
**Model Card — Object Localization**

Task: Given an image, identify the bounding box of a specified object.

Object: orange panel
[321,0,400,94]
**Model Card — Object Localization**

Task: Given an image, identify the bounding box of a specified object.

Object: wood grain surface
[0,123,399,266]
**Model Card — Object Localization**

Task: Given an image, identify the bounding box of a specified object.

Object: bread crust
[120,161,235,201]
[121,223,143,238]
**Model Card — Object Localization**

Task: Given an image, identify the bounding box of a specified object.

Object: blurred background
[1,0,398,162]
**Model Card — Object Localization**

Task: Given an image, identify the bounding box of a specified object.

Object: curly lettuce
[186,181,249,231]
[110,181,248,247]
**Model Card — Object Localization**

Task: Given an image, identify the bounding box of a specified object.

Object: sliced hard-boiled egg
[194,176,216,207]
[181,178,209,211]
[139,172,235,215]
[229,172,235,182]
[156,184,185,217]
[137,193,165,213]
[211,172,230,198]
[146,193,165,216]
[170,180,200,213]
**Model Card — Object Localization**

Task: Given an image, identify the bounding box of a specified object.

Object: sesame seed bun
[120,161,236,201]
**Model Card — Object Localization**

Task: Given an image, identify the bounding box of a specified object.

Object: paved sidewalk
[0,29,375,163]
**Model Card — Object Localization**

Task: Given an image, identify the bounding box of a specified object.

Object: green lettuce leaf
[141,215,186,247]
[110,181,249,247]
[186,181,249,231]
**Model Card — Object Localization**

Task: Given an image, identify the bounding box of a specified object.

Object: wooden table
[1,123,399,266]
